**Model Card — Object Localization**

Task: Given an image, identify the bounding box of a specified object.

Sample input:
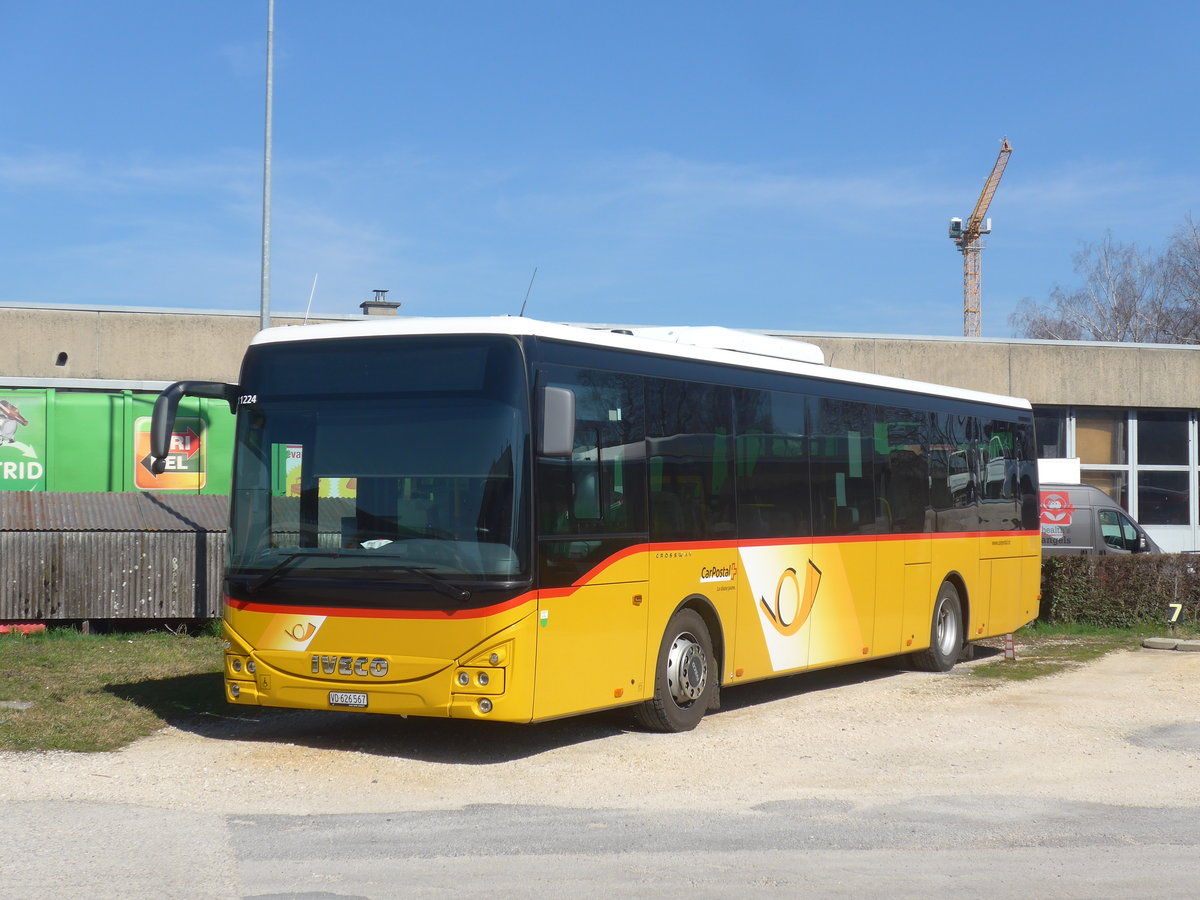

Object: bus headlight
[453,667,503,694]
[478,698,492,714]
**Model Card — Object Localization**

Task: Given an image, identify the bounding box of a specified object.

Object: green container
[0,389,233,494]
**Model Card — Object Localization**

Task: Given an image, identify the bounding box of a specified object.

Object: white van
[1040,482,1161,557]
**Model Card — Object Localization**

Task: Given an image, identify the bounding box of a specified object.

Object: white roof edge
[249,315,1031,411]
[624,325,825,365]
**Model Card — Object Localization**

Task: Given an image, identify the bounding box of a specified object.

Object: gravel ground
[3,643,1198,816]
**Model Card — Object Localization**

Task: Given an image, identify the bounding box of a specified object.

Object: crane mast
[949,138,1012,337]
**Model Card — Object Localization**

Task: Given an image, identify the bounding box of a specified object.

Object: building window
[1034,406,1067,459]
[1135,409,1190,527]
[1076,408,1128,465]
[1137,410,1188,466]
[1138,470,1189,525]
[1033,405,1196,534]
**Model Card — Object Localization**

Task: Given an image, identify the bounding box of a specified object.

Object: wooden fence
[0,493,227,622]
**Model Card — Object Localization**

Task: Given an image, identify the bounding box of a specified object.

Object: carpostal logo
[760,560,822,637]
[700,563,737,583]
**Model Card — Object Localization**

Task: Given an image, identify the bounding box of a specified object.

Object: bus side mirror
[540,386,576,457]
[151,380,238,474]
[1138,534,1148,552]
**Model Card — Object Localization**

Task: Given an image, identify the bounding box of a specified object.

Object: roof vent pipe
[360,289,401,316]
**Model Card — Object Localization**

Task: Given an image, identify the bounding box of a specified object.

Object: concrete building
[4,301,1200,552]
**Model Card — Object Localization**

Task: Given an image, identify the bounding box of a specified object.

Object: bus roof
[250,316,1032,412]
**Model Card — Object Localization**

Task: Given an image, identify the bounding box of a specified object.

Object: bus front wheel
[635,608,716,733]
[911,581,963,673]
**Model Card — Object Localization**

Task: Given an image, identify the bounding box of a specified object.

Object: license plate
[328,691,368,708]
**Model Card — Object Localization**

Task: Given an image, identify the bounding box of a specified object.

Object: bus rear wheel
[635,608,716,733]
[911,581,963,673]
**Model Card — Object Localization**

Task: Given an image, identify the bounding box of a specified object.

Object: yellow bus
[151,317,1040,732]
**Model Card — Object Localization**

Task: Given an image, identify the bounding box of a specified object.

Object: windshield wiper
[392,565,472,603]
[240,549,342,593]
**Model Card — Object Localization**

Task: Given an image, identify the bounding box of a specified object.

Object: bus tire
[911,581,963,673]
[635,608,716,733]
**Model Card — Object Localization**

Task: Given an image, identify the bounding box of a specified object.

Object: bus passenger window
[735,388,810,539]
[929,412,978,533]
[809,397,875,536]
[647,379,734,542]
[536,369,646,538]
[875,407,929,534]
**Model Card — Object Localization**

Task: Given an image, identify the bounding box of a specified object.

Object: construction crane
[949,138,1012,337]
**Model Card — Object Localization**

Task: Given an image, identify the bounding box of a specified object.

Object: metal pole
[260,0,274,330]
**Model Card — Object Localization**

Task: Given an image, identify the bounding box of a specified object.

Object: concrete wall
[5,304,1200,409]
[786,334,1200,408]
[0,306,348,384]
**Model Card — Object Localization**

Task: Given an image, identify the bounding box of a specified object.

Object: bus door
[533,370,649,719]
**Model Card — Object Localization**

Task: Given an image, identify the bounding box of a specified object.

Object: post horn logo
[760,560,822,637]
[286,622,317,642]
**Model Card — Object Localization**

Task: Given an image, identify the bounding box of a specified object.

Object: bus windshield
[228,335,531,598]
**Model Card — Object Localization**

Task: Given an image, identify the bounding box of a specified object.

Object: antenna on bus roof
[518,267,538,317]
[303,273,318,324]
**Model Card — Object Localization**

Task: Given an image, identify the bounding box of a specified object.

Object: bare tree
[1161,215,1200,339]
[1010,233,1178,342]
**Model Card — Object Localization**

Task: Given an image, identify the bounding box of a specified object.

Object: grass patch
[0,628,232,752]
[974,659,1074,681]
[969,622,1194,682]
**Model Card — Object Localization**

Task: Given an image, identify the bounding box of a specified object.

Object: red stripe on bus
[653,530,1039,551]
[227,529,1039,618]
[571,543,649,586]
[227,592,537,620]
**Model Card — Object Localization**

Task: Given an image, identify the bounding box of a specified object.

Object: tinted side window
[536,368,646,538]
[810,397,876,536]
[979,418,1024,531]
[735,388,810,539]
[647,379,735,541]
[1017,420,1040,530]
[930,412,979,533]
[876,406,930,534]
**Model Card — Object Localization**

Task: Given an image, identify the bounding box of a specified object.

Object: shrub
[1040,554,1200,627]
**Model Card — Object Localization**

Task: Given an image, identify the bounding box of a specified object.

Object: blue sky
[2,1,1197,337]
